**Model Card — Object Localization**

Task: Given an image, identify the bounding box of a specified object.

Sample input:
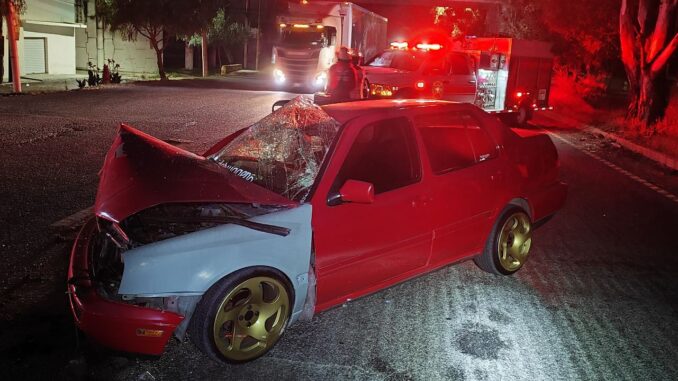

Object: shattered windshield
[210,97,340,202]
[280,30,326,47]
[368,51,423,71]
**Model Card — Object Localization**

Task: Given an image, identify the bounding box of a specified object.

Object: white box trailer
[273,1,387,89]
[460,38,554,125]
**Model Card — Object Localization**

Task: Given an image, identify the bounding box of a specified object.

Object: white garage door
[24,38,46,74]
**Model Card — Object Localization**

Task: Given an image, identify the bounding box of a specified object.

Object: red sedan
[68,97,566,363]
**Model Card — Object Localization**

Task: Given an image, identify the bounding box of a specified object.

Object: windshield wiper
[216,216,291,237]
[143,215,291,237]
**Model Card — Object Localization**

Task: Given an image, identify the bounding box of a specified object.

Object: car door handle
[412,195,432,207]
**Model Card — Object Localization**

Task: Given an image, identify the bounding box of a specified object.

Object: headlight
[273,68,286,83]
[370,83,399,97]
[314,72,328,87]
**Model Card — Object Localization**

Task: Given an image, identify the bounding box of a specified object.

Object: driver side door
[312,117,433,310]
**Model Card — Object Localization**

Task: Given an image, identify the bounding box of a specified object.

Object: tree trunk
[620,0,678,131]
[636,70,659,127]
[154,47,167,80]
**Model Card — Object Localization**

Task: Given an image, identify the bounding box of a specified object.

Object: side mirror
[339,180,374,204]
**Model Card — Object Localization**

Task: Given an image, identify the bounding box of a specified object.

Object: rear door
[414,110,499,266]
[442,53,477,103]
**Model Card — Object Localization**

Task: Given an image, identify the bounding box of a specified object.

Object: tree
[433,6,486,40]
[535,0,621,74]
[97,0,223,80]
[620,0,678,130]
[499,0,546,40]
[189,9,250,66]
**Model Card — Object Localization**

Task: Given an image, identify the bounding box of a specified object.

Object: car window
[415,113,475,174]
[368,51,422,72]
[422,54,450,75]
[449,53,471,75]
[462,113,498,162]
[334,117,421,194]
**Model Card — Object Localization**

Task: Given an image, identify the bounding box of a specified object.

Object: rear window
[416,112,497,174]
[449,54,471,75]
[415,113,475,174]
[463,114,498,162]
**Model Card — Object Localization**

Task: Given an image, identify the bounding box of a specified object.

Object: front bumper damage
[67,219,184,355]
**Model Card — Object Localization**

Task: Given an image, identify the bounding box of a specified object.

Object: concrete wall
[23,23,76,75]
[75,6,160,75]
[24,0,76,24]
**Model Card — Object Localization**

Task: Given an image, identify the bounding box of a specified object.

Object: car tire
[188,267,294,363]
[474,206,533,275]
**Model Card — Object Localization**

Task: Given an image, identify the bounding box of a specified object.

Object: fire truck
[362,37,555,126]
[460,37,555,125]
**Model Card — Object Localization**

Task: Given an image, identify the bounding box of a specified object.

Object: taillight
[416,81,425,89]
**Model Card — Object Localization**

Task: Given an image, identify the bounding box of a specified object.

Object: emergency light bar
[293,24,310,28]
[416,43,443,51]
[390,41,408,49]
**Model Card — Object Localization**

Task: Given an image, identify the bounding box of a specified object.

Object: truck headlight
[314,72,327,87]
[273,68,286,84]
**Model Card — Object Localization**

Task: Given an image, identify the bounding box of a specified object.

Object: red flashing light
[516,92,523,98]
[416,81,425,89]
[390,41,408,50]
[416,43,442,51]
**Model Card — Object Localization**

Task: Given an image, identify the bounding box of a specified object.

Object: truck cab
[273,23,338,89]
[364,43,477,103]
[272,2,388,91]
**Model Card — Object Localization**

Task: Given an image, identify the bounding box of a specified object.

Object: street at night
[1,80,676,380]
[2,0,678,380]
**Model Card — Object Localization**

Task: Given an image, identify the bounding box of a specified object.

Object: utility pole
[255,0,261,70]
[243,0,249,69]
[201,30,208,77]
[6,0,21,93]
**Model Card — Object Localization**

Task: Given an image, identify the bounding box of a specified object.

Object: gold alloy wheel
[212,276,290,361]
[497,212,532,272]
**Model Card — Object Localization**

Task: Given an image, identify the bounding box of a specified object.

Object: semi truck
[272,1,388,90]
[460,37,555,125]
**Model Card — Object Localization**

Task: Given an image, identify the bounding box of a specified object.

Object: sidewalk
[543,110,678,172]
[0,71,161,95]
[0,70,280,95]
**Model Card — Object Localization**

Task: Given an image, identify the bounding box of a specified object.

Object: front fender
[119,204,313,319]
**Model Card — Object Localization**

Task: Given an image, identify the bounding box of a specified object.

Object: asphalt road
[0,81,676,381]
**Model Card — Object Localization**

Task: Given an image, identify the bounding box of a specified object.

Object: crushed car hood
[95,124,297,223]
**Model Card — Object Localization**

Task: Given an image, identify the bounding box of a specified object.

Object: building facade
[74,0,159,74]
[2,0,159,83]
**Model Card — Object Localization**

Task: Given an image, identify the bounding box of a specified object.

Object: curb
[542,111,678,172]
